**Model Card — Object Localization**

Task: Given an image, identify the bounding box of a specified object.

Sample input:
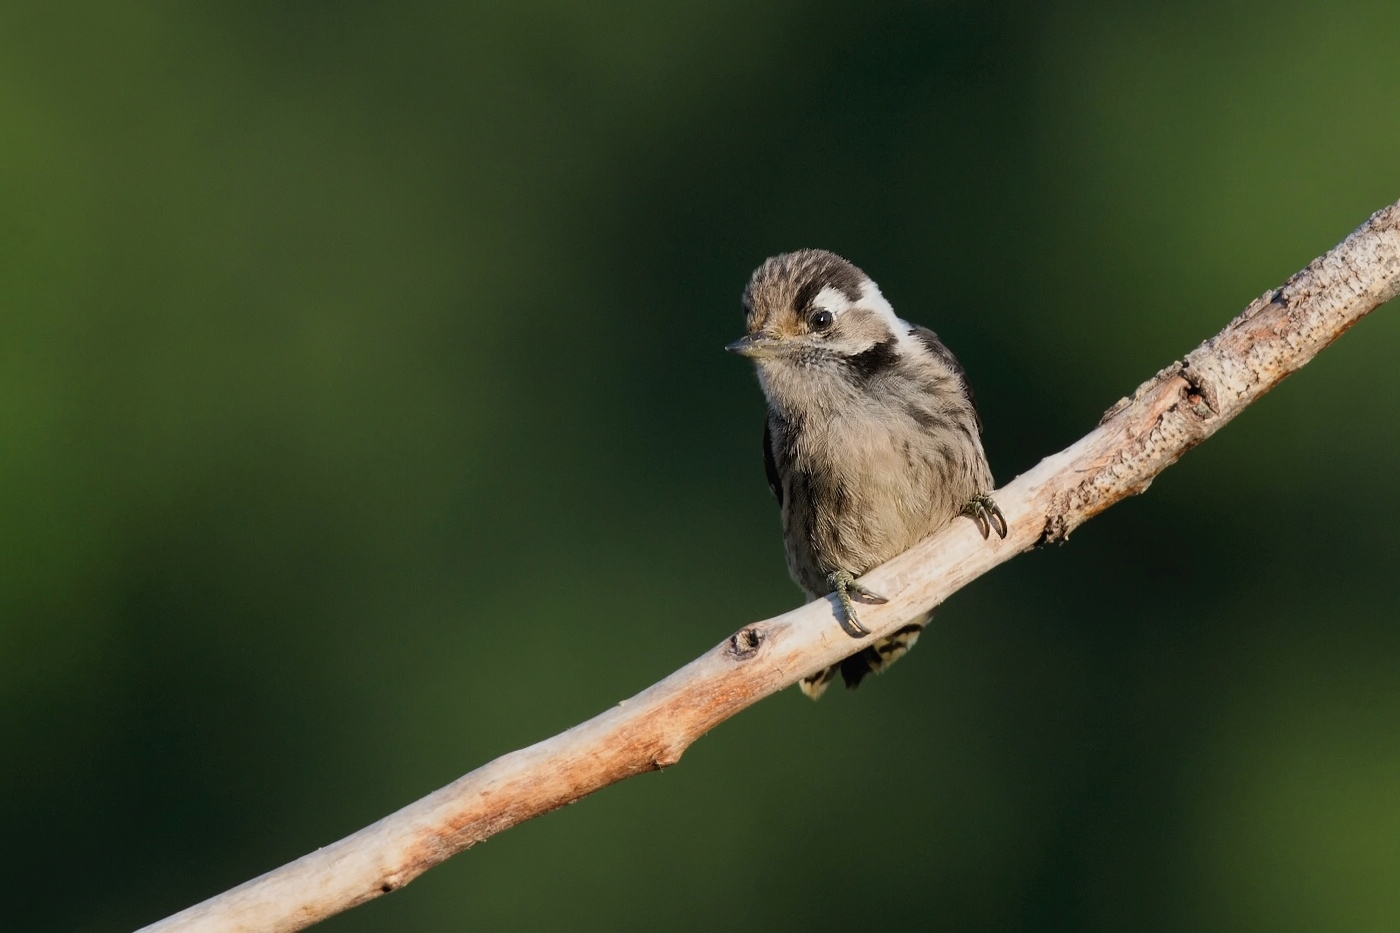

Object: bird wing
[762,417,783,507]
[910,324,984,436]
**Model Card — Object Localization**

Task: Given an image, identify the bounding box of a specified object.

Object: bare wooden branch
[139,200,1400,933]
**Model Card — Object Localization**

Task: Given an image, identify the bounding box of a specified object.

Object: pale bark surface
[139,200,1400,933]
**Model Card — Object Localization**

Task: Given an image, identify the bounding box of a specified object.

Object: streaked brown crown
[741,249,869,336]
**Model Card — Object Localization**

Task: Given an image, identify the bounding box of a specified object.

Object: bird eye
[809,309,834,332]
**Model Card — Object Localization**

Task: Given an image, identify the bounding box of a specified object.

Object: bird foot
[826,570,887,638]
[962,493,1008,540]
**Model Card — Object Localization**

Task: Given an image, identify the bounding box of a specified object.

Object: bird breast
[779,403,977,597]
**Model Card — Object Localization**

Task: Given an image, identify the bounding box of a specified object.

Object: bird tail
[797,618,928,701]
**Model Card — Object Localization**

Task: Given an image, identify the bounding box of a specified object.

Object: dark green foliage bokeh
[4,3,1399,931]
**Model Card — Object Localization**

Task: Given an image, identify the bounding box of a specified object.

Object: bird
[726,249,1006,699]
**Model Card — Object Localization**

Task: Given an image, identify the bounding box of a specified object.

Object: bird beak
[725,333,779,358]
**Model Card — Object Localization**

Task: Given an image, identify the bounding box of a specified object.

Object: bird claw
[826,570,884,638]
[962,493,1008,540]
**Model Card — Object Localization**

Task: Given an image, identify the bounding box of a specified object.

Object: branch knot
[726,626,764,660]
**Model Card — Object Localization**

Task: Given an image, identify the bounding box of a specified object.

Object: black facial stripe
[793,278,824,316]
[844,337,899,385]
[792,261,865,315]
[819,258,866,302]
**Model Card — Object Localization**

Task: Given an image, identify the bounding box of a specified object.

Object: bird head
[726,249,907,375]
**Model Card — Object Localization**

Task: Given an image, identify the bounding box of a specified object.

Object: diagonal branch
[139,199,1400,933]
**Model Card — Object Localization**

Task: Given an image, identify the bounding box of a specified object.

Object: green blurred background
[3,2,1398,931]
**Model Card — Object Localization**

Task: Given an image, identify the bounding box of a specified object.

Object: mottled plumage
[728,249,1004,699]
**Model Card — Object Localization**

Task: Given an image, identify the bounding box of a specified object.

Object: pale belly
[779,420,977,598]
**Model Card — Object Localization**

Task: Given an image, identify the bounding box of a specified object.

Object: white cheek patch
[856,279,917,348]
